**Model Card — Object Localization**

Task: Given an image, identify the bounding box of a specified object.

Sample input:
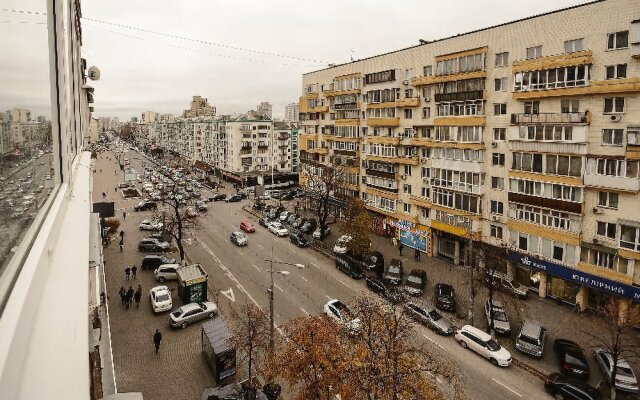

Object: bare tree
[340,197,373,260]
[230,303,271,390]
[303,163,346,240]
[584,297,640,400]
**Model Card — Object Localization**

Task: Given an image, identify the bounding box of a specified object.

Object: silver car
[594,348,639,393]
[404,302,454,335]
[169,301,218,329]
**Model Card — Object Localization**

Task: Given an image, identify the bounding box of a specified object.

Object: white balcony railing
[584,174,640,192]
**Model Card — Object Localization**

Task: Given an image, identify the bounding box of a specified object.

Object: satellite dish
[88,66,101,81]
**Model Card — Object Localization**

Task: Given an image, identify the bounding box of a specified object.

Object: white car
[139,219,163,231]
[268,221,289,237]
[313,226,331,239]
[333,235,352,254]
[323,299,361,334]
[279,211,291,222]
[484,299,511,335]
[594,347,639,393]
[149,286,172,313]
[455,325,512,367]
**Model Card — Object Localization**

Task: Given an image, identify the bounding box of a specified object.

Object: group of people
[118,285,143,309]
[124,265,137,279]
[392,237,422,261]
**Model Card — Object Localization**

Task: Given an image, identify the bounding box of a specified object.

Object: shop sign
[399,230,428,252]
[388,219,429,236]
[509,252,640,302]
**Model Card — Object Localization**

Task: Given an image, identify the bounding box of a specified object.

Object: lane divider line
[491,379,522,398]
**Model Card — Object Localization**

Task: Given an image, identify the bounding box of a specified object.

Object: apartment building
[257,101,273,118]
[141,110,158,123]
[284,102,300,122]
[183,95,216,118]
[300,0,640,311]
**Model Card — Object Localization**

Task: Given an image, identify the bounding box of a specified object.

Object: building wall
[300,0,640,308]
[285,102,299,122]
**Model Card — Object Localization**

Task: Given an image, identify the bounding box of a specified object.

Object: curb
[512,358,547,381]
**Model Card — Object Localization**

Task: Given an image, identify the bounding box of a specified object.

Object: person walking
[126,286,134,309]
[392,237,398,247]
[414,249,421,261]
[118,287,126,307]
[398,243,404,256]
[102,192,106,199]
[125,266,130,280]
[131,265,137,279]
[153,329,162,354]
[123,211,127,221]
[119,230,125,242]
[134,288,142,308]
[119,238,124,252]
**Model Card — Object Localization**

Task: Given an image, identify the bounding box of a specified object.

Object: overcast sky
[1,0,591,120]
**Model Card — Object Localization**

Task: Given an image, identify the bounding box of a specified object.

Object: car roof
[520,320,544,337]
[409,269,426,277]
[151,285,169,294]
[486,299,504,308]
[461,325,492,341]
[179,303,201,313]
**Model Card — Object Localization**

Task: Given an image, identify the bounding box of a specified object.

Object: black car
[237,192,248,199]
[211,194,227,202]
[365,277,404,304]
[134,200,157,212]
[404,269,427,296]
[300,218,317,234]
[434,283,456,312]
[544,373,602,400]
[383,259,404,285]
[363,251,385,277]
[281,192,295,201]
[553,339,590,380]
[226,194,242,202]
[289,231,309,247]
[335,254,364,279]
[141,255,176,270]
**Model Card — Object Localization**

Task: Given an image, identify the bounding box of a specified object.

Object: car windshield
[388,266,400,274]
[172,310,183,317]
[407,276,423,284]
[617,365,635,378]
[492,310,508,322]
[519,335,540,345]
[565,352,587,368]
[428,310,442,321]
[337,238,348,246]
[157,294,170,302]
[486,339,501,352]
[237,233,245,239]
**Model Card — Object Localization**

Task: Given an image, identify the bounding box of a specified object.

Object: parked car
[141,255,176,270]
[289,231,309,247]
[544,373,603,400]
[211,194,227,202]
[134,200,157,212]
[434,283,456,312]
[363,251,385,276]
[323,299,361,334]
[404,302,454,335]
[455,325,512,367]
[139,219,163,231]
[154,264,181,282]
[169,302,218,329]
[285,213,298,225]
[484,271,529,299]
[300,218,317,234]
[593,347,639,393]
[281,192,295,201]
[366,277,404,304]
[292,217,305,229]
[196,201,208,211]
[484,299,511,336]
[279,211,292,222]
[226,194,242,202]
[553,339,590,379]
[268,221,289,237]
[335,254,364,279]
[230,231,248,246]
[149,286,172,313]
[333,235,351,254]
[404,269,427,296]
[138,238,170,252]
[259,216,272,228]
[240,220,256,232]
[515,321,547,358]
[383,259,403,285]
[313,225,331,239]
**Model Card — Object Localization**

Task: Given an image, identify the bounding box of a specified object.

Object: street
[96,146,553,400]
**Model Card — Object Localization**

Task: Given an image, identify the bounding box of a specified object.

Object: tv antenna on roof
[350,48,355,62]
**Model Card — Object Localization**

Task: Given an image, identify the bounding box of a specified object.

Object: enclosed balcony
[510,112,589,125]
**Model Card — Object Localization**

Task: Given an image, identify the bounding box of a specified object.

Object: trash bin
[177,264,208,304]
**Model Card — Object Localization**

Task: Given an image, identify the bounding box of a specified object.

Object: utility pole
[269,246,275,354]
[468,229,475,327]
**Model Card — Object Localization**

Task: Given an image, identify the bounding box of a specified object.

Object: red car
[240,220,256,233]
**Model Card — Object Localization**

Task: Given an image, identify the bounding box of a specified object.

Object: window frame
[607,31,629,50]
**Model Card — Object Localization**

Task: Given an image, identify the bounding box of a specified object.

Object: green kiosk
[177,264,208,304]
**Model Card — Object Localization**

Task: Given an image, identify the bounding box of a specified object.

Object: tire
[490,358,499,367]
[158,276,165,283]
[459,340,468,349]
[208,312,215,319]
[180,322,188,329]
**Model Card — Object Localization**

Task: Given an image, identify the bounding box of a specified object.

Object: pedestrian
[125,266,130,280]
[153,329,162,354]
[114,186,117,192]
[118,287,126,307]
[119,238,124,252]
[120,230,125,240]
[398,243,404,256]
[123,211,127,221]
[414,249,421,261]
[126,286,134,309]
[392,237,398,247]
[131,265,137,279]
[102,192,106,199]
[134,288,142,308]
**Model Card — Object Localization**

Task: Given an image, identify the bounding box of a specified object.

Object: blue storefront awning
[508,252,640,303]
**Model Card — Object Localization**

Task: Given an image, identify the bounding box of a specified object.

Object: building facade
[183,95,216,118]
[141,111,158,123]
[284,102,299,122]
[300,0,640,311]
[257,101,273,119]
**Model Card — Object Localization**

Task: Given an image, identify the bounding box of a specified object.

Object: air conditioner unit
[420,157,428,163]
[593,207,604,214]
[593,238,599,244]
[491,141,498,147]
[422,177,430,184]
[401,174,408,180]
[402,80,409,85]
[491,215,501,222]
[610,115,622,122]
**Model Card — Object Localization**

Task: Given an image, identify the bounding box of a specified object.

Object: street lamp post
[265,248,305,354]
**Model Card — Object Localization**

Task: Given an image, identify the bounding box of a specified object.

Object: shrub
[104,218,120,234]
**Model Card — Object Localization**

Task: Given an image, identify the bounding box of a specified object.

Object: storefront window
[547,276,579,303]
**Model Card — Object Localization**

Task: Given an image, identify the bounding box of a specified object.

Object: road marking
[273,283,284,293]
[325,295,332,300]
[421,333,444,349]
[338,279,353,289]
[300,307,310,316]
[491,379,522,398]
[311,263,320,269]
[257,244,264,250]
[221,288,236,302]
[252,264,261,272]
[299,275,308,282]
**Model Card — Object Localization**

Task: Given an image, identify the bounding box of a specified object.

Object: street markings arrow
[221,288,236,302]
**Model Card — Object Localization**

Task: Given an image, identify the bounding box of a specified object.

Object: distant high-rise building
[4,108,30,123]
[284,103,299,122]
[159,113,175,123]
[183,95,216,118]
[37,116,47,123]
[141,111,158,123]
[131,116,138,123]
[256,101,272,119]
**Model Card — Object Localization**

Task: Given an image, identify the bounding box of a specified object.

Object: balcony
[395,97,421,107]
[307,147,329,155]
[431,179,484,195]
[411,70,486,87]
[367,117,400,127]
[434,90,485,103]
[584,174,640,192]
[510,112,589,125]
[365,182,399,193]
[366,136,400,145]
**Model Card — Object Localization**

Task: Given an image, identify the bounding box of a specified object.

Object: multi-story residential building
[284,102,299,122]
[141,110,158,123]
[183,95,216,118]
[300,0,640,312]
[3,108,31,123]
[257,101,273,119]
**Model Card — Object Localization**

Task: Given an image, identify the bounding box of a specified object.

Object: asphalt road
[115,147,551,400]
